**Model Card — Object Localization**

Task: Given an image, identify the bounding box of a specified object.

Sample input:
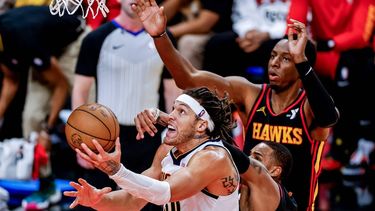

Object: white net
[49,0,109,18]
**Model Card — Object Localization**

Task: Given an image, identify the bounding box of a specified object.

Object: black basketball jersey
[276,183,298,211]
[244,84,325,211]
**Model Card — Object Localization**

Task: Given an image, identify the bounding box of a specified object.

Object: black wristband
[295,61,313,78]
[151,31,167,39]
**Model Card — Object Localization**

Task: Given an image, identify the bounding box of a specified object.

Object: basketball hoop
[49,0,109,18]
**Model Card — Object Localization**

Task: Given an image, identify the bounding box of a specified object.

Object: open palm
[64,178,112,209]
[287,19,308,63]
[132,0,167,36]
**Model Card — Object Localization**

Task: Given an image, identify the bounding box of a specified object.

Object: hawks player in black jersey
[133,1,340,210]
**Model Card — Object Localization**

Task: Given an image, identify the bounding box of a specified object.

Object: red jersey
[287,0,374,79]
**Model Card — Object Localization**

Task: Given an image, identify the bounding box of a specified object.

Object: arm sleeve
[110,164,171,205]
[296,61,340,127]
[222,141,250,174]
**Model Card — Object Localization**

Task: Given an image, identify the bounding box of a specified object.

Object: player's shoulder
[226,76,262,94]
[225,76,263,106]
[193,144,230,165]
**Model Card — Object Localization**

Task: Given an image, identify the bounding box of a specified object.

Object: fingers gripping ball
[65,103,120,153]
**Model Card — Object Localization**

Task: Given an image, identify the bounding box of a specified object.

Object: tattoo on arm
[100,160,120,175]
[222,176,237,194]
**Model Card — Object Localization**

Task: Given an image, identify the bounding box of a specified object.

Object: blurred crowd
[0,0,374,210]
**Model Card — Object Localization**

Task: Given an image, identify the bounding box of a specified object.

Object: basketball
[65,103,120,153]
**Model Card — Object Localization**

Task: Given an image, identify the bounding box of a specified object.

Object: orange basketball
[65,103,120,153]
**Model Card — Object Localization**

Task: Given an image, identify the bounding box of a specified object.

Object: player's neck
[175,135,210,156]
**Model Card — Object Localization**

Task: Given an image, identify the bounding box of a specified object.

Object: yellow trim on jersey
[315,141,325,173]
[312,181,319,211]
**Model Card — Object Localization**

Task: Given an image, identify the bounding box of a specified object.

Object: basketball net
[49,0,109,18]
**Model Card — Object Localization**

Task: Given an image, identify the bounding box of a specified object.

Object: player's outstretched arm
[288,19,339,140]
[131,0,248,99]
[67,140,169,210]
[64,178,149,210]
[63,178,112,209]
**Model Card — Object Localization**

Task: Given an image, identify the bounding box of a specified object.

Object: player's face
[164,102,199,146]
[268,40,300,91]
[250,142,275,171]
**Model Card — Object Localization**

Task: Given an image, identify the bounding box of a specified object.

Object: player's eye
[283,57,290,62]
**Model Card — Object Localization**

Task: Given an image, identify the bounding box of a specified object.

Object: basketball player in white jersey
[64,87,240,210]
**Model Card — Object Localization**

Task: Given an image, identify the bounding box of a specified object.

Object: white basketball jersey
[161,140,239,211]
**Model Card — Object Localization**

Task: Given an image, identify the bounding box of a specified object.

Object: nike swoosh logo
[112,44,124,50]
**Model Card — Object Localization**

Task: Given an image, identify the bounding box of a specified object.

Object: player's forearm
[92,190,148,211]
[110,164,171,205]
[296,61,339,127]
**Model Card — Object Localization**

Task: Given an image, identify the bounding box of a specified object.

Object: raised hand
[132,0,167,37]
[134,108,159,140]
[63,178,112,209]
[287,19,308,63]
[76,138,122,176]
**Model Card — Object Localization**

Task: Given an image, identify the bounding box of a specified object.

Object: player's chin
[269,82,281,91]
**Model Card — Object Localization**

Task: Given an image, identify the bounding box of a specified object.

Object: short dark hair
[263,141,293,182]
[184,87,235,144]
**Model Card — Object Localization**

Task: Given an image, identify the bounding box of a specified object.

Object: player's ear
[269,165,282,179]
[196,119,208,132]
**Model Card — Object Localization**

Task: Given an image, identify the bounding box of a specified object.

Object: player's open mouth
[268,71,279,80]
[166,125,177,137]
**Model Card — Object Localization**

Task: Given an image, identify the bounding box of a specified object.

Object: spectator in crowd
[0,0,14,14]
[0,5,84,139]
[0,6,85,209]
[167,0,233,69]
